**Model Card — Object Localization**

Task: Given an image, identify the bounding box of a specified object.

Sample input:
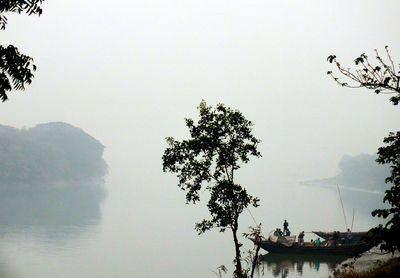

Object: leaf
[327,55,336,63]
[383,77,391,85]
[354,57,364,65]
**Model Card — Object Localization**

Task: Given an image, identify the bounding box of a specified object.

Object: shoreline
[334,246,400,273]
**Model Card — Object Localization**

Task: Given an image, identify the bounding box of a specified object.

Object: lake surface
[0,162,384,278]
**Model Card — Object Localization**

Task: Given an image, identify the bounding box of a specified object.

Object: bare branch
[327,47,400,105]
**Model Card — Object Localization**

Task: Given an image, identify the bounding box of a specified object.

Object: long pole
[337,185,348,230]
[351,208,355,231]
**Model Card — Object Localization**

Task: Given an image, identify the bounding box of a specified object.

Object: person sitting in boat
[298,231,305,245]
[326,239,335,246]
[273,228,283,236]
[314,238,321,247]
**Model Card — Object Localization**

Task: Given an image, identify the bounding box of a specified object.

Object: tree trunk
[250,240,261,278]
[232,218,243,278]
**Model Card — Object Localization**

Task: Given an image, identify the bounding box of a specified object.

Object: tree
[162,100,261,278]
[327,47,400,253]
[368,131,400,253]
[0,0,45,102]
[242,224,263,278]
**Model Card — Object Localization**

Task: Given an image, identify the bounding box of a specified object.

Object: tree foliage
[0,0,44,30]
[0,45,36,101]
[368,131,400,253]
[242,224,263,278]
[162,101,261,278]
[327,46,400,105]
[0,0,45,102]
[327,47,400,253]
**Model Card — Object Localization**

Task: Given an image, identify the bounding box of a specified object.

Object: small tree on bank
[327,47,400,253]
[162,101,261,278]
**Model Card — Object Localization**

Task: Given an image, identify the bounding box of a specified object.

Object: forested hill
[0,122,107,186]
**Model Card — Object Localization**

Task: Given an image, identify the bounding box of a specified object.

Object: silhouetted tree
[368,131,400,253]
[243,224,263,278]
[327,47,400,253]
[162,100,261,278]
[0,0,45,102]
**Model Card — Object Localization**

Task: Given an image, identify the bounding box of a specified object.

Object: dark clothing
[283,220,289,235]
[298,232,305,244]
[283,221,288,230]
[346,231,353,243]
[332,231,339,241]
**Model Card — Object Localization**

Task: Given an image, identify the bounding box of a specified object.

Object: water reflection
[261,253,348,277]
[0,179,106,241]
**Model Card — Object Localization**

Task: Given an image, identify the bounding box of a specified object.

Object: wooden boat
[255,235,372,256]
[312,231,367,243]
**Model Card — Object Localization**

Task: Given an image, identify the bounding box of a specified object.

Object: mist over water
[0,152,384,278]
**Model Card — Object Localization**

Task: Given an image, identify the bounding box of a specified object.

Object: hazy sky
[1,1,400,277]
[1,0,399,201]
[2,0,398,179]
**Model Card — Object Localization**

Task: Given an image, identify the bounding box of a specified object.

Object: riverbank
[332,247,400,277]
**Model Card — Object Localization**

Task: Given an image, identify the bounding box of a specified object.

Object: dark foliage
[162,100,261,278]
[368,132,400,253]
[0,0,45,101]
[0,0,44,30]
[0,45,36,101]
[327,46,400,105]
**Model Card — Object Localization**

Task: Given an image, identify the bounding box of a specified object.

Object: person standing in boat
[283,220,290,236]
[298,231,305,245]
[346,228,353,243]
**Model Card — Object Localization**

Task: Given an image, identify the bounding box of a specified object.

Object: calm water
[260,254,347,278]
[0,164,383,278]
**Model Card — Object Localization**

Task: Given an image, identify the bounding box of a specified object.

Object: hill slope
[0,122,107,186]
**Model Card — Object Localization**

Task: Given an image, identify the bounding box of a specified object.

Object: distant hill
[0,122,107,186]
[303,153,390,192]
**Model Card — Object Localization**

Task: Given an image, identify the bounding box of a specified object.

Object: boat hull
[259,240,372,256]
